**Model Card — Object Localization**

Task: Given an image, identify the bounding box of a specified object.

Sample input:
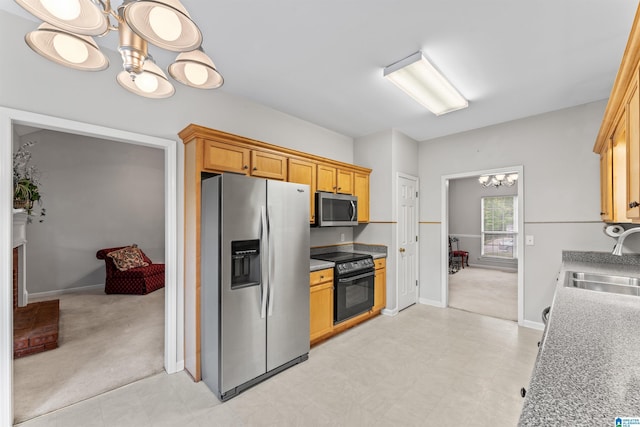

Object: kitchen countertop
[519,256,640,425]
[310,259,334,272]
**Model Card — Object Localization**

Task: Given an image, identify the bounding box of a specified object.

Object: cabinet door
[627,77,640,220]
[250,150,287,180]
[317,164,337,192]
[354,172,370,223]
[600,139,613,222]
[310,280,333,343]
[336,169,354,194]
[203,140,249,174]
[373,260,386,312]
[288,158,317,223]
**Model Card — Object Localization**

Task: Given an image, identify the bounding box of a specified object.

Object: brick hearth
[13,247,60,359]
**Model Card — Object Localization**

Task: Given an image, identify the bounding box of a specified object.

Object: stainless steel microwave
[315,192,358,227]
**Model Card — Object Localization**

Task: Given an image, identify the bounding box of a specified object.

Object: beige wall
[418,100,640,324]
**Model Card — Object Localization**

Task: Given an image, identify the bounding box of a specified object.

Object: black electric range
[311,252,375,323]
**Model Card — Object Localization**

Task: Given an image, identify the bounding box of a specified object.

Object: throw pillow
[106,245,149,271]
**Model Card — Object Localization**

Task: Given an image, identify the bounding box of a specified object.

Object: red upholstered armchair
[96,246,165,295]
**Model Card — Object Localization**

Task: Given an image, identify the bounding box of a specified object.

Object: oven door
[334,268,375,324]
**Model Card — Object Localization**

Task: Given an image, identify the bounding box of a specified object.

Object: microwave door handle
[267,206,275,317]
[260,206,268,319]
[350,200,356,221]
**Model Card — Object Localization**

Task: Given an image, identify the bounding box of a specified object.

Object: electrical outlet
[525,235,534,246]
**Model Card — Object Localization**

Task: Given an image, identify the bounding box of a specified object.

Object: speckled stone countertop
[519,252,640,426]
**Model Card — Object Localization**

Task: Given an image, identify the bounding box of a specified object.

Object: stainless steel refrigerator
[201,173,310,401]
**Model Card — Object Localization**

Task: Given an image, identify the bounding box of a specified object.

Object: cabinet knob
[600,212,606,215]
[520,387,526,398]
[243,165,248,170]
[253,167,257,171]
[630,201,640,209]
[399,248,406,253]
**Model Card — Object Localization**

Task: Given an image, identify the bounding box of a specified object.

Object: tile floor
[16,305,541,427]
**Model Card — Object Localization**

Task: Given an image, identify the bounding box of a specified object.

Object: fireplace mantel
[13,209,27,307]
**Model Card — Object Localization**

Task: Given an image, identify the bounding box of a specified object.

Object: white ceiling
[2,1,638,141]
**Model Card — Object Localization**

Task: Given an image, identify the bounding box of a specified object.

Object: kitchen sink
[564,271,640,296]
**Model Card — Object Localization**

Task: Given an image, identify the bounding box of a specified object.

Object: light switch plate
[525,235,534,246]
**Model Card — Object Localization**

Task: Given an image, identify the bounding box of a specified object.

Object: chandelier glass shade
[478,173,518,188]
[15,0,223,98]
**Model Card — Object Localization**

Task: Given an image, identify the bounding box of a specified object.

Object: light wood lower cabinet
[310,269,333,344]
[373,258,386,312]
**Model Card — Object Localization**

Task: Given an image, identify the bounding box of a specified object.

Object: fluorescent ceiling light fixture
[383,51,468,116]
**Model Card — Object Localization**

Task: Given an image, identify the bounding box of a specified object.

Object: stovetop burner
[310,252,372,263]
[311,252,374,276]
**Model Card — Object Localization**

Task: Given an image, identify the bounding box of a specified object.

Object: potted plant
[13,141,46,222]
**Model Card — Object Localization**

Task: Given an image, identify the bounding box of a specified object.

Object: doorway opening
[441,166,524,325]
[0,108,181,425]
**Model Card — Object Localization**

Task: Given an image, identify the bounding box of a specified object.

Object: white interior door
[397,174,418,311]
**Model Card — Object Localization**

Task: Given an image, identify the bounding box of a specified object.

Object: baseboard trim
[521,319,545,331]
[419,297,446,308]
[29,284,104,299]
[381,308,398,316]
[467,263,517,273]
[175,360,185,373]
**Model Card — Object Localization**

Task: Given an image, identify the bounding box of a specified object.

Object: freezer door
[266,180,311,371]
[219,174,267,393]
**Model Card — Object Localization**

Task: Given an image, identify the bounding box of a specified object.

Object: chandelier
[478,173,518,188]
[15,0,224,98]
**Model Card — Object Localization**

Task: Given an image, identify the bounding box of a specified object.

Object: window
[481,196,517,259]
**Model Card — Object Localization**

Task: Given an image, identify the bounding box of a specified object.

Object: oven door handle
[338,271,374,283]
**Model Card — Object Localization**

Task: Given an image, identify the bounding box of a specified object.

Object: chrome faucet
[610,226,640,256]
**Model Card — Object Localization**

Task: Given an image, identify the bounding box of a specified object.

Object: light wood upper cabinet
[288,158,317,223]
[354,172,369,223]
[317,165,354,195]
[336,169,354,194]
[594,6,640,223]
[203,140,249,174]
[251,150,287,180]
[600,138,613,222]
[627,76,640,220]
[317,164,337,193]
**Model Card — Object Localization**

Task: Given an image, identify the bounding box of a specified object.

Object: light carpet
[13,287,165,423]
[448,266,517,321]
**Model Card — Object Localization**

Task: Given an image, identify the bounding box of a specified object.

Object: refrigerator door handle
[267,206,275,317]
[260,205,268,319]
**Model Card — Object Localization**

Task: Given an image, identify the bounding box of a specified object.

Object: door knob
[399,248,405,253]
[630,201,640,209]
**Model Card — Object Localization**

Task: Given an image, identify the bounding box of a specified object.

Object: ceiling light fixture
[478,173,518,188]
[15,0,224,98]
[383,51,468,116]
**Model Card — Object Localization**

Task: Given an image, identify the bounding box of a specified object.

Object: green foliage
[13,141,45,223]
